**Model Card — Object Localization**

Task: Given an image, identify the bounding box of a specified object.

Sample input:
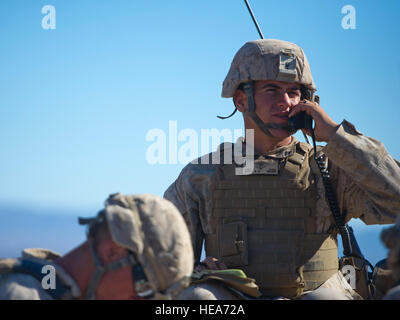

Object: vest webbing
[205,142,338,298]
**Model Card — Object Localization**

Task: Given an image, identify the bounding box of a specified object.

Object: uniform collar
[232,136,300,159]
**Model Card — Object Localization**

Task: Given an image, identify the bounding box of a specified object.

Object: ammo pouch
[217,219,248,267]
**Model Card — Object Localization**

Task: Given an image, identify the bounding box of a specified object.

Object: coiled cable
[310,128,354,257]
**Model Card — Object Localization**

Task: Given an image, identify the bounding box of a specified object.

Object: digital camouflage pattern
[166,37,400,299]
[0,194,194,300]
[222,39,316,98]
[165,120,400,260]
[164,120,400,298]
[0,248,80,300]
[103,193,194,298]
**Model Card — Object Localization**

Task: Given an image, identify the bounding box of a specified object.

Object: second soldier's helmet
[222,39,316,98]
[81,193,194,299]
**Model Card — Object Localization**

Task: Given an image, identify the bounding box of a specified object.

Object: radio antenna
[243,0,264,39]
[216,1,265,120]
[243,0,311,144]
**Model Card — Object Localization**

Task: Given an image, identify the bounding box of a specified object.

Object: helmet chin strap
[84,238,139,300]
[78,206,190,300]
[217,107,237,120]
[78,215,150,300]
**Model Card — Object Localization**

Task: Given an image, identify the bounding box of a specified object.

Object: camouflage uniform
[0,194,194,300]
[164,39,400,299]
[165,127,400,258]
[0,248,80,300]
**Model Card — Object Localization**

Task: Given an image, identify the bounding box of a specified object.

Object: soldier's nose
[276,93,292,111]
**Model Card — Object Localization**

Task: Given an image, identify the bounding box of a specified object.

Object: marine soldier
[0,193,193,300]
[164,39,400,299]
[381,215,400,300]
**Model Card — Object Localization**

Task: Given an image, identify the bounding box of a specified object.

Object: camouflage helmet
[222,39,316,98]
[80,193,194,299]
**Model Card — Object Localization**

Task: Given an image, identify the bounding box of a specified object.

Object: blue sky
[0,1,399,260]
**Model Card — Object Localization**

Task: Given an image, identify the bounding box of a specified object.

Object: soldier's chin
[266,123,297,137]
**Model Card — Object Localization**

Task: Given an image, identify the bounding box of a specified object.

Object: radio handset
[287,95,319,131]
[288,112,313,131]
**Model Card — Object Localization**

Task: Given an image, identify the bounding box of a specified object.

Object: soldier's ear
[233,89,247,113]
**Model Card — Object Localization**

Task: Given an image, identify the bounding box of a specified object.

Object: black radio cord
[310,128,354,257]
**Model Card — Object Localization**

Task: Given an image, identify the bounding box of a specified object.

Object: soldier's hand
[289,99,340,142]
[195,256,227,272]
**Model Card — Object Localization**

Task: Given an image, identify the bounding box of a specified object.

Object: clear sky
[0,0,399,219]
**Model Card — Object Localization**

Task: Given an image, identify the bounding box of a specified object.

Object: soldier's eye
[288,90,301,97]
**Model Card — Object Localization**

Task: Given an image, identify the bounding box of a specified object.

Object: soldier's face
[254,80,301,137]
[236,80,302,139]
[94,239,139,300]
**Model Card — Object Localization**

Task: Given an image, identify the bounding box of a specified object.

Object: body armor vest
[205,142,338,298]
